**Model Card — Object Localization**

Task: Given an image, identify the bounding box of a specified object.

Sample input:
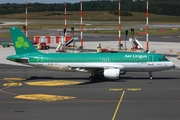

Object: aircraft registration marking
[25,80,83,86]
[15,94,76,102]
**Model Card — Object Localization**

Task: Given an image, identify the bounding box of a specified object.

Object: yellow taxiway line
[112,90,125,120]
[110,88,141,119]
[15,94,76,102]
[25,80,83,86]
[3,78,27,81]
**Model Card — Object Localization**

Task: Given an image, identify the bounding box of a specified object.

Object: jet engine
[103,68,121,79]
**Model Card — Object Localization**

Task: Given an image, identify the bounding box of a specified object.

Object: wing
[70,65,125,73]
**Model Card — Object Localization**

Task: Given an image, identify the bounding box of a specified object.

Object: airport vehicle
[7,27,174,82]
[2,42,10,47]
[37,42,50,50]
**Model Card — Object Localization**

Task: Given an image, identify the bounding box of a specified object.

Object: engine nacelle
[103,68,120,79]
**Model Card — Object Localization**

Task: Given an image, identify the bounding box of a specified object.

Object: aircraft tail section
[10,27,40,55]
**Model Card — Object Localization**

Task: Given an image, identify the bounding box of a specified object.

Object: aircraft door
[148,55,153,65]
[37,55,43,66]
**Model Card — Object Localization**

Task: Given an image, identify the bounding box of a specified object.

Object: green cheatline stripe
[29,59,148,62]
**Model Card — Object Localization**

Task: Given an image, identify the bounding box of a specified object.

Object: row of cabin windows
[43,58,148,62]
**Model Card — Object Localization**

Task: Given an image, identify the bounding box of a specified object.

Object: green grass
[0,11,113,20]
[83,29,180,35]
[124,12,180,23]
[0,11,180,22]
[0,29,179,39]
[0,11,180,38]
[0,32,11,38]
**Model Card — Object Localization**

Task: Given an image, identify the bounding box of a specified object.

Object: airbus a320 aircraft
[7,27,174,82]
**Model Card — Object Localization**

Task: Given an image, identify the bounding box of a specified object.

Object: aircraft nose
[170,61,175,68]
[172,63,176,68]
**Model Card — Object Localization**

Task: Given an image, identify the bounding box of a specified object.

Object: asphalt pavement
[0,64,180,120]
[0,31,180,120]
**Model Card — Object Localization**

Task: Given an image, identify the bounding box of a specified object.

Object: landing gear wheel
[89,76,94,82]
[89,74,100,82]
[149,72,153,80]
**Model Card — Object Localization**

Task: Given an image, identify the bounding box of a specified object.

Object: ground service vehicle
[37,42,50,50]
[2,42,10,47]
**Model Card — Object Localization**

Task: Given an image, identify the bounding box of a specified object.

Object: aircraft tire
[89,76,95,82]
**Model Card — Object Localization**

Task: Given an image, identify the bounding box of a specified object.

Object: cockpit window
[164,58,168,61]
[159,58,168,61]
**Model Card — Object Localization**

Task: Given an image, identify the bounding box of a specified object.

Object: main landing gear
[89,74,98,82]
[89,76,94,82]
[149,71,153,80]
[89,73,103,82]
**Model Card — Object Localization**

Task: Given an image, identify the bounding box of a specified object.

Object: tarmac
[0,66,180,120]
[0,37,180,120]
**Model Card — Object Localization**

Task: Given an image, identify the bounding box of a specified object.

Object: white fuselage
[27,60,174,72]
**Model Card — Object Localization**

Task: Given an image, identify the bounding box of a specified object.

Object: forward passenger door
[148,55,153,65]
[37,55,43,67]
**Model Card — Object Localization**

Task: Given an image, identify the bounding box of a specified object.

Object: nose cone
[169,61,175,68]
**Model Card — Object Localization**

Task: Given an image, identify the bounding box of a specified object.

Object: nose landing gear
[149,72,153,80]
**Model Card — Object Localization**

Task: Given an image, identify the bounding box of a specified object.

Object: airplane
[7,27,175,82]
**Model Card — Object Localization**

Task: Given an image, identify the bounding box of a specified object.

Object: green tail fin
[10,27,39,55]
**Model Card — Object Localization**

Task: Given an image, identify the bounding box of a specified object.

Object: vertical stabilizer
[10,27,39,55]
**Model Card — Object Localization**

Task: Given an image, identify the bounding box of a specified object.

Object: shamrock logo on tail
[15,37,29,50]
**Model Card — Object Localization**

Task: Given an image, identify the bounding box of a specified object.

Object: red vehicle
[37,42,50,50]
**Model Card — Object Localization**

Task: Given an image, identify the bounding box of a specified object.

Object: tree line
[0,0,180,16]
